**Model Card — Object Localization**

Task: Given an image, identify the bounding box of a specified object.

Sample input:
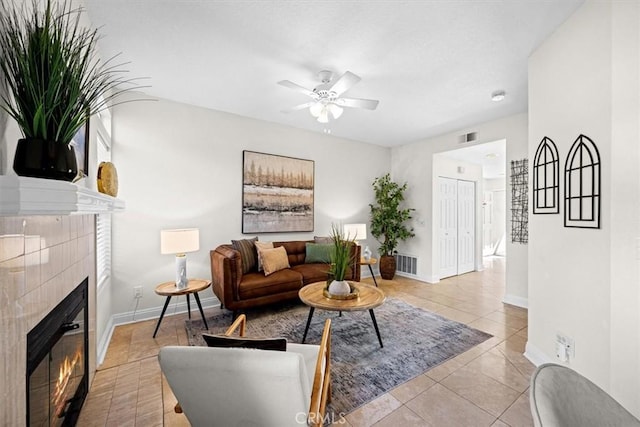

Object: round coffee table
[298,281,386,347]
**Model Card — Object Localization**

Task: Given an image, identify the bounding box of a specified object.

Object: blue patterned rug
[185,298,492,416]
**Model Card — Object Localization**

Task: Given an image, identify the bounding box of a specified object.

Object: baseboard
[502,293,528,309]
[424,274,440,284]
[96,295,220,367]
[524,341,553,367]
[394,271,434,284]
[97,315,114,366]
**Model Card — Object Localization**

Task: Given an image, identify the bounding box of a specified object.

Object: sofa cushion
[238,269,303,300]
[274,241,308,266]
[305,243,333,264]
[232,237,258,274]
[314,236,333,244]
[292,263,331,285]
[254,241,274,272]
[261,246,291,276]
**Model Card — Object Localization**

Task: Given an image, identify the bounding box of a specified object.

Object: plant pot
[379,255,396,280]
[13,138,78,181]
[328,280,351,296]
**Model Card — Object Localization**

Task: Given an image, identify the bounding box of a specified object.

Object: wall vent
[395,253,418,275]
[458,132,477,144]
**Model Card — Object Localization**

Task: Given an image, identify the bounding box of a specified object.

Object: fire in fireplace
[27,278,89,426]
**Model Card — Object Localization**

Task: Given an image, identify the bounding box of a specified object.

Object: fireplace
[26,278,89,426]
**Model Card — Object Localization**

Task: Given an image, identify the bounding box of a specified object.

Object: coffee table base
[301,307,383,348]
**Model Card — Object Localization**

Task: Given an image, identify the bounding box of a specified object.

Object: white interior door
[482,191,494,256]
[438,177,458,279]
[457,180,475,274]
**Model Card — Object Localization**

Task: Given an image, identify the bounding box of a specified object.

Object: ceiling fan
[278,70,379,123]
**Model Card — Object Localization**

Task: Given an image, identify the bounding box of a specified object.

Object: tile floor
[78,256,534,426]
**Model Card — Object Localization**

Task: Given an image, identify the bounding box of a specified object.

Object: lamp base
[175,254,188,289]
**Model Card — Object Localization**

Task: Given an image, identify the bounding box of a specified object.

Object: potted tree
[0,0,138,181]
[369,173,415,280]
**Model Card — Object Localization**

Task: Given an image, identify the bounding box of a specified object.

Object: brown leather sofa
[210,240,361,314]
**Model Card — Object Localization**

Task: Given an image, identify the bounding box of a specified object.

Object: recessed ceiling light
[491,91,506,102]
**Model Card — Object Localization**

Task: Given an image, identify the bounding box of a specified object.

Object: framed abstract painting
[242,151,314,233]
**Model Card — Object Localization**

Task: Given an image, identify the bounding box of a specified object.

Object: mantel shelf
[0,175,125,216]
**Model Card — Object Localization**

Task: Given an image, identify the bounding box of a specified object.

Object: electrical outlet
[133,286,143,299]
[556,332,575,362]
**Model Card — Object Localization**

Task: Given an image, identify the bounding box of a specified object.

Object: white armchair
[530,363,640,427]
[159,315,331,427]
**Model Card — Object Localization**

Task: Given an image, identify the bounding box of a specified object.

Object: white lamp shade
[161,228,200,254]
[343,223,367,241]
[328,103,343,119]
[309,102,323,118]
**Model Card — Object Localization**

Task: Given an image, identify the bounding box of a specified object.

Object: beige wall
[0,215,97,425]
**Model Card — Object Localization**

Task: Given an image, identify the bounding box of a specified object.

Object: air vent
[458,132,477,144]
[395,253,418,275]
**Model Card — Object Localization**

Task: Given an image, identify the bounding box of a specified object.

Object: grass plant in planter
[0,0,138,181]
[370,173,415,280]
[327,224,356,296]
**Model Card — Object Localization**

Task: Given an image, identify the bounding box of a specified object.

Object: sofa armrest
[210,245,243,306]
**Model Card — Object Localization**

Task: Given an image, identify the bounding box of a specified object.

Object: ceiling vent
[458,132,477,144]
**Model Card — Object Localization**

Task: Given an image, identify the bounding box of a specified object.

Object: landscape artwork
[242,151,314,233]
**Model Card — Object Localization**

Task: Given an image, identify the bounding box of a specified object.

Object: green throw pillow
[305,243,334,264]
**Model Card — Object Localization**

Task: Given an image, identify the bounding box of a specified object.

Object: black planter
[13,138,78,181]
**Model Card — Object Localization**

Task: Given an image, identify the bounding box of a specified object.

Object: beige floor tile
[425,357,465,381]
[440,366,521,417]
[373,406,427,427]
[389,374,436,403]
[500,393,534,427]
[436,307,481,324]
[451,344,487,365]
[491,420,511,427]
[468,318,520,339]
[516,327,528,338]
[406,383,496,426]
[483,311,528,330]
[465,351,530,393]
[345,393,402,427]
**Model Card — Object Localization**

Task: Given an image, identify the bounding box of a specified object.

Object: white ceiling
[84,0,583,147]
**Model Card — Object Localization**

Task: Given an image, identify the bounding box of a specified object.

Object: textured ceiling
[85,0,583,147]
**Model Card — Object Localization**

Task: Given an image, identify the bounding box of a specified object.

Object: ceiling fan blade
[277,80,316,98]
[329,71,361,96]
[336,97,379,110]
[281,101,316,113]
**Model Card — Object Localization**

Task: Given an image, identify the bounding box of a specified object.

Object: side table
[359,257,379,287]
[153,279,211,338]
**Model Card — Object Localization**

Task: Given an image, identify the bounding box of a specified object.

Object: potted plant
[327,223,356,295]
[369,173,415,279]
[0,0,138,181]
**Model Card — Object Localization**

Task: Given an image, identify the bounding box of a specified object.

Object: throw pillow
[232,237,258,274]
[260,246,290,276]
[202,334,286,351]
[254,241,274,272]
[314,236,333,244]
[305,243,334,264]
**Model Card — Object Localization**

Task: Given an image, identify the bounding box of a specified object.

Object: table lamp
[343,223,372,261]
[161,228,199,289]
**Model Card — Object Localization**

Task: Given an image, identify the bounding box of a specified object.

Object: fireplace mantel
[0,175,125,216]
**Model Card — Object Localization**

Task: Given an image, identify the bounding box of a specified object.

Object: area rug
[185,298,492,416]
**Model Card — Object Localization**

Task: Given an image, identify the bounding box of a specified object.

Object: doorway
[439,178,475,279]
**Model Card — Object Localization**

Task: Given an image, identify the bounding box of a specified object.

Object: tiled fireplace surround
[0,215,97,425]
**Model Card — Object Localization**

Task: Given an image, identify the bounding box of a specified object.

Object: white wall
[527,0,640,416]
[110,95,390,317]
[391,113,528,305]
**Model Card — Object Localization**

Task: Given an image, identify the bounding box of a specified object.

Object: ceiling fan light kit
[491,90,506,102]
[279,70,379,123]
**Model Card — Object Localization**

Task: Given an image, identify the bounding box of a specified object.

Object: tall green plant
[369,173,415,256]
[329,223,355,281]
[0,0,139,144]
